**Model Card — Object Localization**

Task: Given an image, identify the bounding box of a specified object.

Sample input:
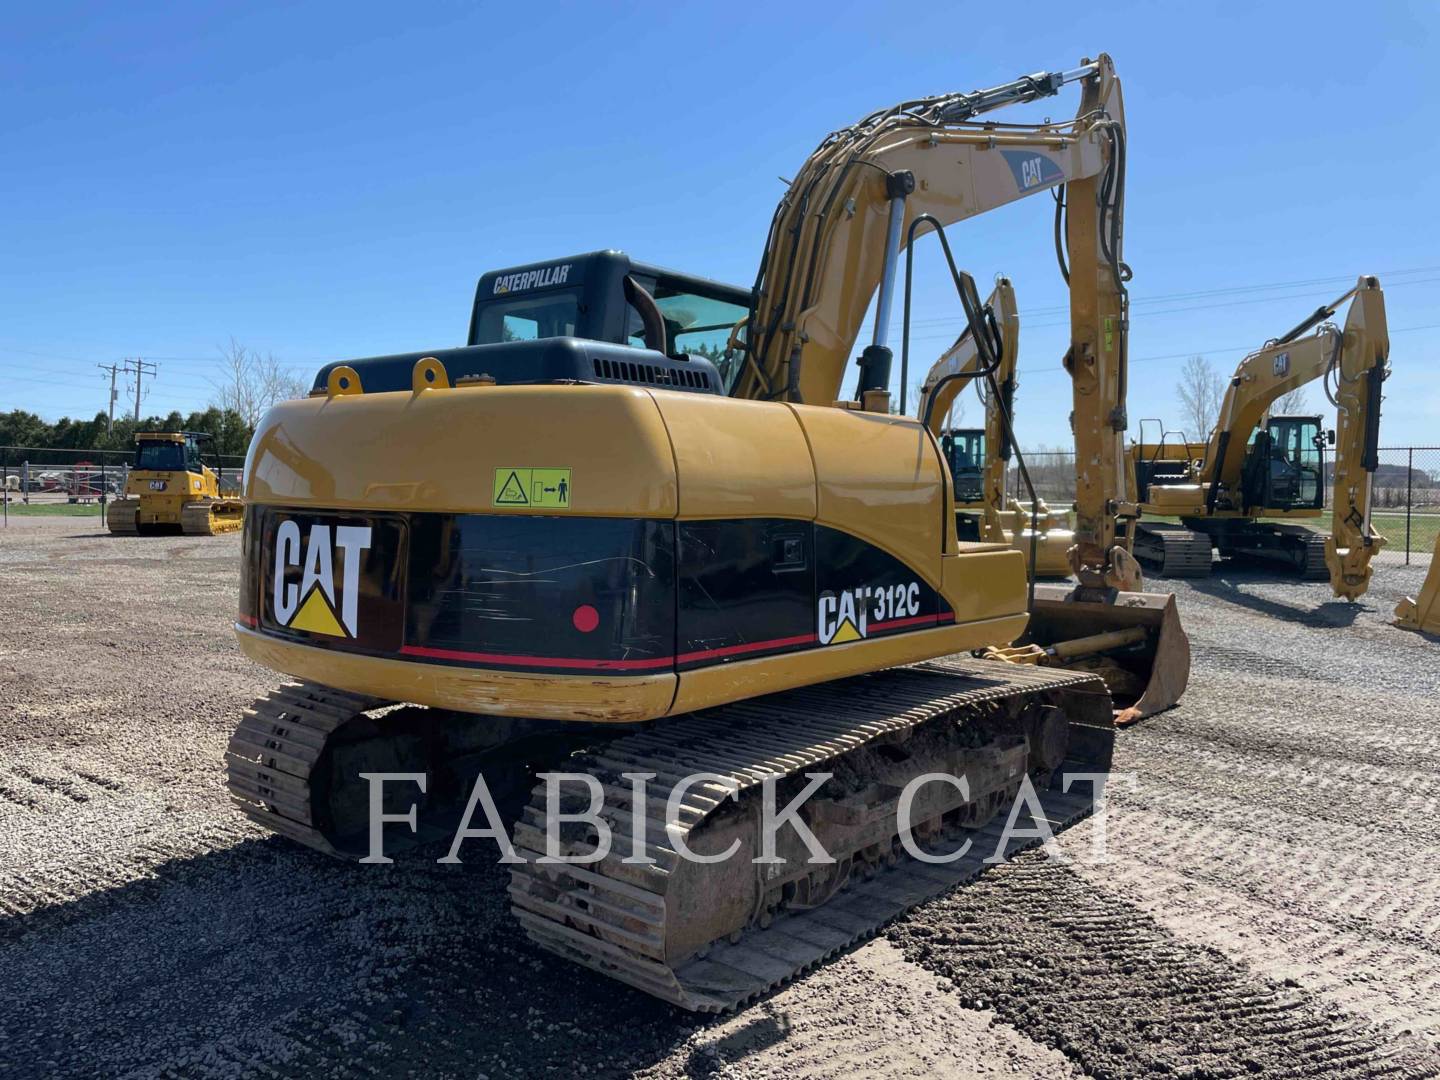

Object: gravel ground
[1,515,1438,1079]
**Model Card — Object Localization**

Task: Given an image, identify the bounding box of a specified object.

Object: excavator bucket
[1394,535,1440,635]
[1024,582,1191,726]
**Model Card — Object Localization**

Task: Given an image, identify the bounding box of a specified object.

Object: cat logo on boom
[999,149,1064,191]
[271,522,371,638]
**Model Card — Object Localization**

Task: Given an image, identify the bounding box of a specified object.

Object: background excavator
[106,431,243,535]
[227,55,1188,1011]
[1127,278,1388,598]
[918,276,1073,577]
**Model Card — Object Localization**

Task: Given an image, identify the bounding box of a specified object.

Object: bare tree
[212,338,309,428]
[900,379,966,423]
[1271,385,1310,416]
[1176,355,1224,439]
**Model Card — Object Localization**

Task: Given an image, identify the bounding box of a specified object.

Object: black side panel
[676,520,813,668]
[813,526,949,644]
[406,516,676,673]
[243,509,951,677]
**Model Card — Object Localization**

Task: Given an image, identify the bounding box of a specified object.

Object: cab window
[625,276,748,391]
[136,442,186,471]
[472,291,581,344]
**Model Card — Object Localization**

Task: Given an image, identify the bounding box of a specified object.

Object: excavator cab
[940,428,986,504]
[1241,415,1325,513]
[314,253,752,400]
[464,251,749,387]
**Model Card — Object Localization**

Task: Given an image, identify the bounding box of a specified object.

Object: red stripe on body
[264,609,958,673]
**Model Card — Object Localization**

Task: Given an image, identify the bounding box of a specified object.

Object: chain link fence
[1,445,246,524]
[1010,446,1438,568]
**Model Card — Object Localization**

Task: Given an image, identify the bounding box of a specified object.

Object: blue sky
[3,2,1436,446]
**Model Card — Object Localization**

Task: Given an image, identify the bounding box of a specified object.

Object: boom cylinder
[857,170,915,401]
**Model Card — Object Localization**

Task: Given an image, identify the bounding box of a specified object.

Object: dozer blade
[1023,582,1191,726]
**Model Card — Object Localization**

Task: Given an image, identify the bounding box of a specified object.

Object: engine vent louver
[591,357,712,390]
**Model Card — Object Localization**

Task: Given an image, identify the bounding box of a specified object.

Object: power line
[1016,321,1440,375]
[892,273,1440,339]
[122,359,158,422]
[897,264,1440,329]
[4,262,1439,371]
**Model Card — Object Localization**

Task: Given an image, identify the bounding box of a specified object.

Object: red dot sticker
[572,604,600,633]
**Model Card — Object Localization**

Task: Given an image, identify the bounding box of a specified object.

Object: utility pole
[97,362,122,435]
[122,358,158,423]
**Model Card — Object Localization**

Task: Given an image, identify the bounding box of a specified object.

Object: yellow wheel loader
[227,56,1189,1011]
[106,431,243,536]
[920,277,1074,578]
[1127,280,1389,597]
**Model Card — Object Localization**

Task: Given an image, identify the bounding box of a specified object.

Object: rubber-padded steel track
[105,499,139,535]
[225,681,386,857]
[228,664,1112,1012]
[1135,522,1212,577]
[1278,524,1330,579]
[508,658,1112,1012]
[1224,524,1330,579]
[182,499,244,535]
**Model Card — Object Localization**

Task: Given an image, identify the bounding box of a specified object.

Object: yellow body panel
[120,469,213,525]
[671,613,1026,716]
[798,404,953,574]
[1142,483,1207,516]
[236,626,677,721]
[246,384,679,517]
[651,393,816,521]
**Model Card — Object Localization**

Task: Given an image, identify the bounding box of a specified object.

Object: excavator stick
[1022,582,1191,726]
[1395,534,1440,635]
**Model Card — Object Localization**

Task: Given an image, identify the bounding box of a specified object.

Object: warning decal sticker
[492,468,572,509]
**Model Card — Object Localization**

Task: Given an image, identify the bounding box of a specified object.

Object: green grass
[1259,509,1439,554]
[1,501,107,517]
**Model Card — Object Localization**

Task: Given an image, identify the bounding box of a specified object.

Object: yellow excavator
[106,431,243,535]
[918,277,1073,577]
[1127,278,1388,597]
[227,55,1188,1011]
